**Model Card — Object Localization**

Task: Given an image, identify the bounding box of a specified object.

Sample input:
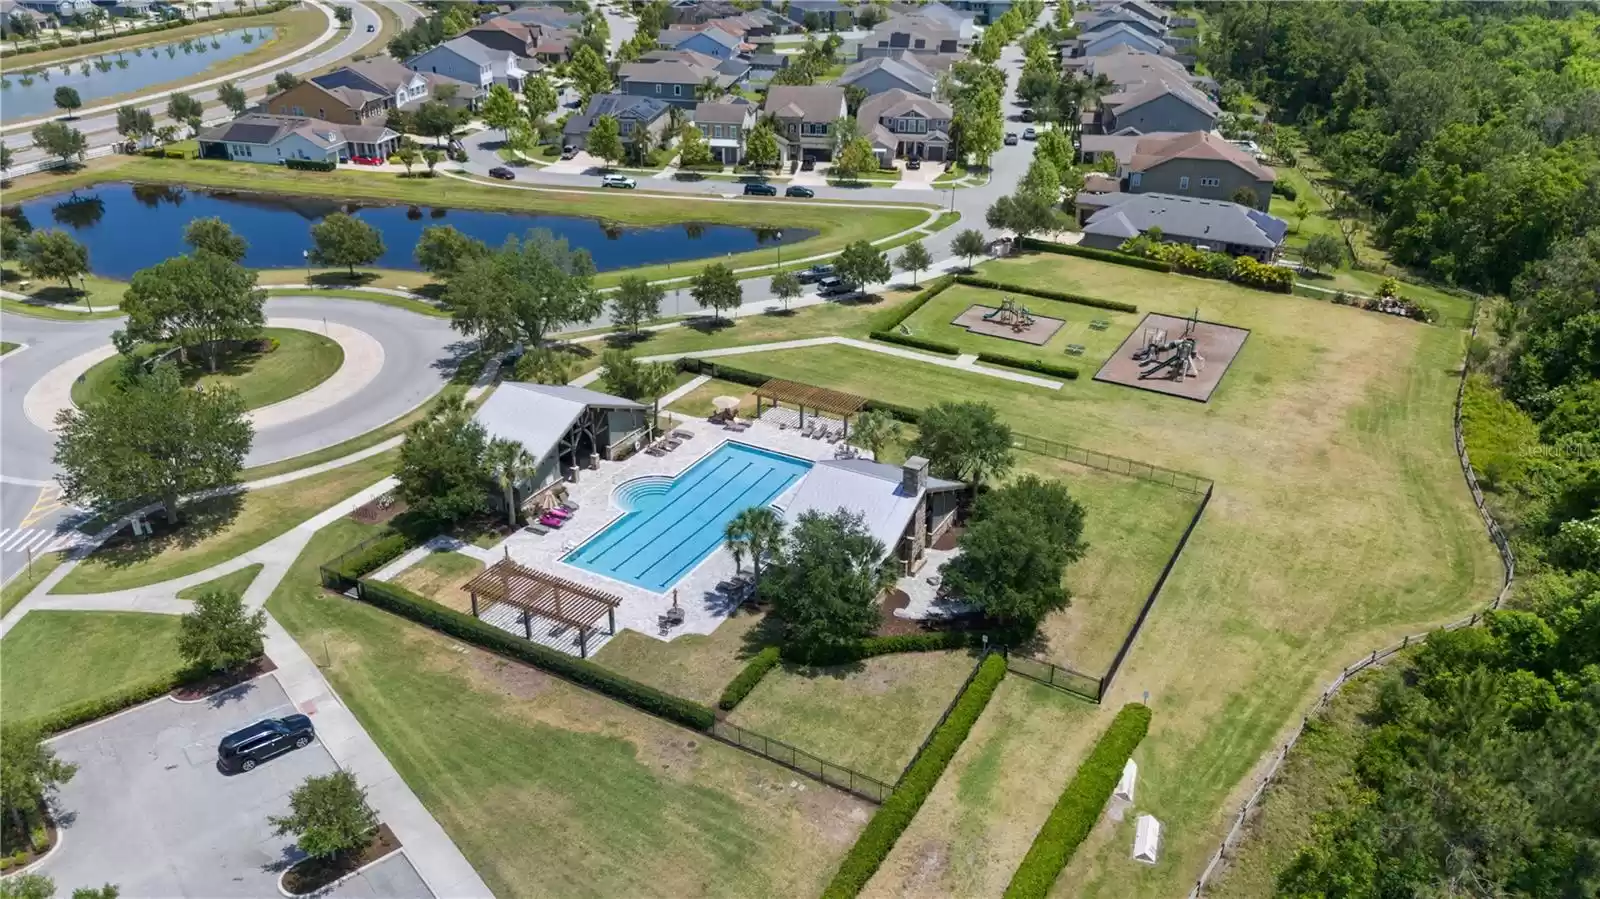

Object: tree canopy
[396,395,489,526]
[29,121,86,165]
[443,230,601,352]
[183,217,248,262]
[308,213,385,276]
[269,771,378,860]
[691,262,742,319]
[414,224,489,279]
[17,229,88,291]
[120,251,266,372]
[610,275,665,334]
[943,476,1087,627]
[763,509,893,660]
[910,401,1014,487]
[178,589,267,674]
[835,240,891,292]
[587,114,624,169]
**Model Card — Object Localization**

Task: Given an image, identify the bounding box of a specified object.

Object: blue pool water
[565,443,812,592]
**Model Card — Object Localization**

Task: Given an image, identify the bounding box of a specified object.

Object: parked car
[560,145,578,159]
[488,166,516,180]
[217,716,316,773]
[905,157,922,170]
[1004,132,1019,145]
[785,185,815,198]
[1020,108,1035,122]
[1022,127,1037,140]
[801,158,816,171]
[817,276,850,296]
[797,264,835,283]
[744,181,778,196]
[366,23,375,32]
[601,174,637,189]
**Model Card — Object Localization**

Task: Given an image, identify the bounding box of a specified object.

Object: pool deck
[454,408,862,657]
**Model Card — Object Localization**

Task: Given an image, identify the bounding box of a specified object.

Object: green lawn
[0,611,182,725]
[862,678,1100,898]
[0,552,65,617]
[71,327,344,411]
[2,263,128,313]
[52,450,395,594]
[593,611,770,707]
[268,518,871,899]
[901,282,1142,367]
[259,285,448,318]
[175,563,263,600]
[727,651,981,783]
[679,251,1501,899]
[0,341,18,355]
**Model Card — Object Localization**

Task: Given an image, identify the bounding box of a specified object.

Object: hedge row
[329,531,411,579]
[865,275,956,333]
[784,630,1029,666]
[1016,238,1173,273]
[675,358,923,424]
[20,669,191,736]
[975,352,1079,380]
[285,158,337,172]
[717,646,781,710]
[1003,703,1153,899]
[354,578,717,730]
[868,330,961,356]
[954,276,1139,314]
[822,653,1008,898]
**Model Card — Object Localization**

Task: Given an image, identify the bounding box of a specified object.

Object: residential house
[838,54,937,98]
[462,17,555,70]
[940,0,1012,25]
[1092,78,1218,134]
[1076,9,1169,39]
[1060,23,1171,59]
[15,0,93,16]
[1064,46,1210,92]
[888,2,977,40]
[763,85,846,163]
[693,99,756,165]
[857,16,962,59]
[267,59,438,125]
[747,52,790,85]
[656,24,742,60]
[667,0,744,26]
[499,3,582,31]
[1081,131,1276,210]
[406,35,525,97]
[1077,193,1288,261]
[859,88,951,162]
[196,113,400,165]
[562,93,674,152]
[619,52,743,108]
[780,0,854,31]
[1088,0,1170,27]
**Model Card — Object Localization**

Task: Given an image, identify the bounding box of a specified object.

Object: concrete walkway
[0,477,492,899]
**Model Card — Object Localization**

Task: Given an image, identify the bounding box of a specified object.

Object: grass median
[71,327,344,411]
[0,610,182,724]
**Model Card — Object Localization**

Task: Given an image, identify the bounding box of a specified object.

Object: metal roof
[473,382,643,463]
[781,459,957,559]
[1083,193,1289,250]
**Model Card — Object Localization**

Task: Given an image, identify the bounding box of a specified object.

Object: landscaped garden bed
[170,655,277,702]
[280,824,401,896]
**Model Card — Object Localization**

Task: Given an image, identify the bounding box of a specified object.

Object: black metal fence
[1010,432,1213,495]
[896,652,992,785]
[709,721,893,804]
[1003,654,1104,703]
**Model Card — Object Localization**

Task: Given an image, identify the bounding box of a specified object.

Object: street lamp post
[303,249,310,281]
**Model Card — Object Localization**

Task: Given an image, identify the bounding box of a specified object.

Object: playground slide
[982,308,1003,321]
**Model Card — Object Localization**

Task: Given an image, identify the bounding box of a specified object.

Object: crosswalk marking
[19,486,66,528]
[0,527,84,554]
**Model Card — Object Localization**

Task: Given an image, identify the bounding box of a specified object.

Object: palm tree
[638,361,677,437]
[487,438,535,527]
[849,409,903,460]
[724,507,784,593]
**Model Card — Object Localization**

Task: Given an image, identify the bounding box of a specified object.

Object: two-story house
[1094,78,1218,134]
[561,94,674,152]
[1078,131,1277,215]
[838,54,936,98]
[693,100,756,165]
[888,2,977,40]
[859,89,951,163]
[266,59,440,125]
[779,0,854,31]
[656,24,742,60]
[763,85,846,163]
[461,18,552,71]
[1086,0,1169,28]
[197,113,400,165]
[619,51,745,108]
[857,16,962,59]
[1060,22,1172,60]
[406,35,524,100]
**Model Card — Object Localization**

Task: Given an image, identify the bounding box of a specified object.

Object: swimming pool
[564,443,813,591]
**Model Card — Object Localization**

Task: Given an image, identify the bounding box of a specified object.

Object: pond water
[4,183,816,279]
[0,26,275,121]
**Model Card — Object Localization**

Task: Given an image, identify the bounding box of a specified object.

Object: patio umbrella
[712,396,741,412]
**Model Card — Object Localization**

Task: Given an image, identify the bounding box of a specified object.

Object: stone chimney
[902,456,929,496]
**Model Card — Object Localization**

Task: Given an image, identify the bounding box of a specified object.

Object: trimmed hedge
[1017,238,1173,273]
[864,399,922,424]
[974,352,1079,380]
[865,274,956,333]
[331,531,411,579]
[954,276,1139,314]
[1003,703,1153,899]
[718,646,781,710]
[822,653,1008,898]
[868,330,961,356]
[20,670,190,736]
[784,630,1028,665]
[354,578,717,730]
[285,159,337,172]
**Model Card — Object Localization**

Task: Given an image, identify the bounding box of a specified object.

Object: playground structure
[1132,311,1206,382]
[981,296,1036,332]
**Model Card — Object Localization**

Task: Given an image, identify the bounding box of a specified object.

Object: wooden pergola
[464,556,622,658]
[753,378,868,433]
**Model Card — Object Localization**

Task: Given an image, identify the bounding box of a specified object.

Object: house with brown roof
[763,85,847,163]
[463,17,557,67]
[858,89,951,162]
[1125,131,1275,208]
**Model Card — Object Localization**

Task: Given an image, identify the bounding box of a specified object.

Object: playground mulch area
[951,304,1066,346]
[1094,313,1250,402]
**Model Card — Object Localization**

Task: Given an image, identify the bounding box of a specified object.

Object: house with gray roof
[1093,78,1218,134]
[562,93,675,151]
[407,35,526,96]
[1060,22,1171,60]
[763,85,847,163]
[657,24,742,59]
[857,15,963,59]
[1078,193,1289,261]
[782,456,963,573]
[196,114,400,165]
[838,54,937,98]
[620,51,743,108]
[1077,9,1169,39]
[1091,0,1169,26]
[693,99,757,164]
[858,89,952,162]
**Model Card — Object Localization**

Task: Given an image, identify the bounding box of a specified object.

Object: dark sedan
[488,166,516,180]
[785,185,815,198]
[744,182,778,196]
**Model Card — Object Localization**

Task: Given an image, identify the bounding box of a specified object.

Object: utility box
[1133,814,1162,865]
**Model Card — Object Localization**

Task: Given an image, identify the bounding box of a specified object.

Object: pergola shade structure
[753,378,868,433]
[464,557,622,657]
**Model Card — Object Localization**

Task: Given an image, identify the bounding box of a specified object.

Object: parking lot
[37,675,431,898]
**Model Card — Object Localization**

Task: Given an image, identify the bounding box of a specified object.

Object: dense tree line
[1199,1,1600,293]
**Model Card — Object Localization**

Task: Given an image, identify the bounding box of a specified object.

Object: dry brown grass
[391,551,483,614]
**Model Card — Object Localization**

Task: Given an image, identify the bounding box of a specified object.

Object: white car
[600,174,637,189]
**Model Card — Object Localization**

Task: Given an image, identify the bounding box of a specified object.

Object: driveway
[37,674,432,898]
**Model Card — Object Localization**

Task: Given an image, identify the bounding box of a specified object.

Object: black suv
[218,715,316,773]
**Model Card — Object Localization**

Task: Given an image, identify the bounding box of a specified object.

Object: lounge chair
[539,512,566,528]
[672,429,693,440]
[546,507,572,520]
[800,421,814,438]
[522,522,550,535]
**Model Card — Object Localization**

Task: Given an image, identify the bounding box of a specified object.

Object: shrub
[1271,181,1297,200]
[386,154,401,165]
[974,352,1079,380]
[1003,703,1152,898]
[718,646,781,710]
[954,276,1138,313]
[674,358,769,389]
[864,399,922,424]
[784,631,1028,665]
[285,159,337,172]
[1016,238,1173,273]
[1229,255,1295,292]
[868,330,961,356]
[21,671,191,735]
[330,531,411,579]
[354,579,716,730]
[0,856,11,871]
[28,822,48,853]
[865,275,956,333]
[822,653,1007,898]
